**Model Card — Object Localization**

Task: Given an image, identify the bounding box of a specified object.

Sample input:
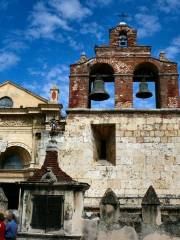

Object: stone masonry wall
[57,110,180,207]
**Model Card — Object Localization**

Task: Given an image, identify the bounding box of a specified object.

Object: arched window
[119,31,128,47]
[3,154,23,169]
[0,97,13,108]
[0,146,31,170]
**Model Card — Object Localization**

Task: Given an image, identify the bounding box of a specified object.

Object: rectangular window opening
[91,124,116,165]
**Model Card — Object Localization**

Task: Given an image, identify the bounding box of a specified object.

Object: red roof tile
[28,151,73,182]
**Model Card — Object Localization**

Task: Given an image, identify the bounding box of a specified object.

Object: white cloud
[135,11,161,38]
[27,1,71,40]
[27,64,70,112]
[2,32,28,52]
[164,35,180,59]
[49,0,92,21]
[67,36,84,51]
[0,52,20,71]
[80,22,104,40]
[157,0,180,13]
[27,0,92,40]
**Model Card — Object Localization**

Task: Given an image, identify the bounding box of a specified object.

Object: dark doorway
[31,195,64,232]
[1,183,20,209]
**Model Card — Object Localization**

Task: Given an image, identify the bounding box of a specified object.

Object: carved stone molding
[0,116,32,127]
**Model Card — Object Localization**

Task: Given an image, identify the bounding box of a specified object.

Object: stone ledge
[67,108,180,114]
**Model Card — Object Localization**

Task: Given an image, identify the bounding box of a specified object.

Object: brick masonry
[69,23,180,109]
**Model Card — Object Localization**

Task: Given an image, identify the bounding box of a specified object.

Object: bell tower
[109,22,137,47]
[69,22,180,109]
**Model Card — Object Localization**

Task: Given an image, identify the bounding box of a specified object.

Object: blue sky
[0,0,179,111]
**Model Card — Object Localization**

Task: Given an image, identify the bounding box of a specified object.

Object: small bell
[89,77,110,101]
[136,81,153,99]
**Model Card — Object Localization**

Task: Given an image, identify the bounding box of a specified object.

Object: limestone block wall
[58,109,180,207]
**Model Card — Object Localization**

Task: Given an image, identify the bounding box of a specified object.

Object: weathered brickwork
[69,23,180,109]
[109,23,137,47]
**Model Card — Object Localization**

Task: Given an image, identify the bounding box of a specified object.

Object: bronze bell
[136,81,153,99]
[89,77,110,101]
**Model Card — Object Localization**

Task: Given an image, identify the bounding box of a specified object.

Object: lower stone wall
[82,188,180,240]
[17,233,81,240]
[85,226,180,240]
[82,220,180,240]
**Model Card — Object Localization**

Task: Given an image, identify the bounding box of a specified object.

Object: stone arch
[90,62,114,77]
[133,61,160,108]
[88,61,115,108]
[0,145,31,169]
[133,61,159,82]
[88,58,130,74]
[7,142,31,155]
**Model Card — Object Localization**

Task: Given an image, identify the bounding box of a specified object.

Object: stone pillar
[159,75,179,108]
[141,186,161,226]
[69,75,89,108]
[100,188,120,224]
[167,75,180,108]
[115,75,133,109]
[158,75,168,108]
[72,192,84,235]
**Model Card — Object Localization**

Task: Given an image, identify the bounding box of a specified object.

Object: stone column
[141,185,161,226]
[100,188,120,224]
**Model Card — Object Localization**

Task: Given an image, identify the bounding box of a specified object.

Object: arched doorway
[0,146,31,209]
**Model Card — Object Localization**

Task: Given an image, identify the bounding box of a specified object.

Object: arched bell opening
[0,146,31,170]
[133,62,160,109]
[89,63,115,109]
[118,31,128,48]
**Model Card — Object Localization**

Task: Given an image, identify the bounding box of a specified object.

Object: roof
[142,186,160,205]
[0,80,48,103]
[28,150,73,182]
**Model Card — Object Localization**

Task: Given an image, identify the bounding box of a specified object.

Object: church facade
[0,22,179,240]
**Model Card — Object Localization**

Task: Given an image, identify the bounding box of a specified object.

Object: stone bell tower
[69,22,179,109]
[64,21,180,239]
